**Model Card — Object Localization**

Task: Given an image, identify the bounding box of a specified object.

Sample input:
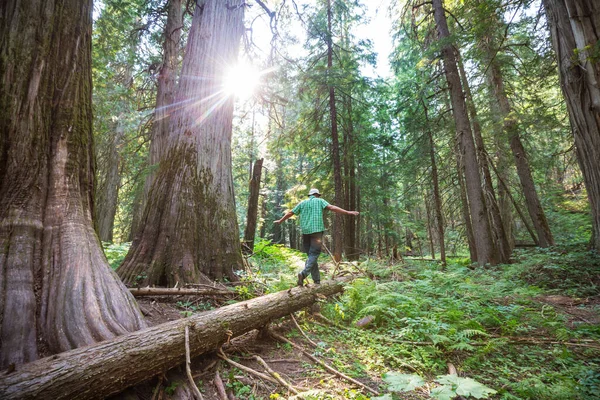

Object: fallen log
[129,287,235,297]
[0,279,347,400]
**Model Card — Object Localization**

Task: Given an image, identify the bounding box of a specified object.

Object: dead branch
[213,367,228,400]
[270,331,380,396]
[185,326,204,400]
[290,313,318,347]
[218,349,278,384]
[130,287,234,297]
[254,355,299,395]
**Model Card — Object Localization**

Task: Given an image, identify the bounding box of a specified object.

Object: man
[274,188,359,286]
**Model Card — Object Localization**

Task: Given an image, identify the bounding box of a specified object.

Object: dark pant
[300,232,323,283]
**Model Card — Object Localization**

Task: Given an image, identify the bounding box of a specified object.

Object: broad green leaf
[430,385,455,400]
[383,372,425,392]
[371,395,394,400]
[435,375,497,399]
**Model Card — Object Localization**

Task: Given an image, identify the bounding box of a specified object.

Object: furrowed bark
[118,0,245,286]
[0,279,346,400]
[243,158,264,254]
[0,0,145,368]
[543,0,600,250]
[433,0,497,265]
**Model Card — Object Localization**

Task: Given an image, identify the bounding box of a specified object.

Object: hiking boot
[297,273,304,287]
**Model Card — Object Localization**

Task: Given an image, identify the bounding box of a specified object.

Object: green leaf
[430,385,455,400]
[435,375,497,399]
[371,395,394,400]
[383,372,425,392]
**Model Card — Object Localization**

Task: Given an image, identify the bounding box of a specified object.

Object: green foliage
[102,242,131,270]
[381,372,425,392]
[432,375,497,400]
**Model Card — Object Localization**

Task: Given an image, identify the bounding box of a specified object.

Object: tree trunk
[456,52,511,262]
[131,0,183,238]
[422,99,446,265]
[96,119,124,243]
[432,0,497,265]
[425,194,436,259]
[326,0,344,262]
[487,53,555,248]
[343,96,359,261]
[243,158,264,254]
[0,0,146,368]
[454,116,478,262]
[0,279,346,400]
[117,0,245,286]
[543,0,600,250]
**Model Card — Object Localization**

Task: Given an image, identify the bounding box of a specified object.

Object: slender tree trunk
[117,0,245,286]
[96,119,124,242]
[456,52,511,262]
[131,0,183,238]
[243,158,263,254]
[543,0,600,250]
[455,129,478,262]
[326,0,344,262]
[487,55,555,247]
[422,100,446,265]
[425,194,436,259]
[343,96,359,260]
[0,0,146,368]
[433,0,497,265]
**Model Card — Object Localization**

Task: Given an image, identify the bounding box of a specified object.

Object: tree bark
[486,51,555,248]
[117,0,245,286]
[243,158,264,254]
[422,99,446,265]
[131,0,184,238]
[456,51,511,262]
[326,0,344,262]
[96,119,124,243]
[543,0,600,250]
[0,0,146,368]
[0,279,346,400]
[432,0,497,265]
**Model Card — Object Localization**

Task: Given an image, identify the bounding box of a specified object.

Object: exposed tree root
[218,349,278,384]
[213,367,228,400]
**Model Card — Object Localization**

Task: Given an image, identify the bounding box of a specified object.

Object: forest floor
[116,242,600,400]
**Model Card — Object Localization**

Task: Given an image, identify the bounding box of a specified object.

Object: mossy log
[0,280,346,400]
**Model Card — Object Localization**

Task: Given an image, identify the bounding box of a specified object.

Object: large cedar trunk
[243,158,264,254]
[326,0,344,262]
[131,0,183,238]
[0,0,146,368]
[117,0,245,286]
[432,0,497,265]
[543,0,600,250]
[0,280,346,400]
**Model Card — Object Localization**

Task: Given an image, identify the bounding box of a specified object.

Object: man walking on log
[275,188,359,286]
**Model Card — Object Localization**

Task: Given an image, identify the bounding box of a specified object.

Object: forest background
[1,0,599,398]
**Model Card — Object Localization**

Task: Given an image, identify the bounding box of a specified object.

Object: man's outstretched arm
[274,211,295,224]
[326,205,359,216]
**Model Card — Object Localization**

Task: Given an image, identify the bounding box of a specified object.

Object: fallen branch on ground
[130,287,235,297]
[217,349,278,384]
[270,331,380,396]
[185,326,204,400]
[254,355,299,395]
[290,313,318,347]
[213,367,228,400]
[0,279,347,400]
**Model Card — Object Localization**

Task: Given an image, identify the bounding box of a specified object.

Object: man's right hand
[348,211,359,216]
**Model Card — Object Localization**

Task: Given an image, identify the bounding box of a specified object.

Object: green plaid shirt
[292,196,330,234]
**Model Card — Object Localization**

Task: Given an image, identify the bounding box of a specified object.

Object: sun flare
[223,61,261,100]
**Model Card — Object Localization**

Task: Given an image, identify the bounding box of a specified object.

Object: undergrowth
[250,241,599,399]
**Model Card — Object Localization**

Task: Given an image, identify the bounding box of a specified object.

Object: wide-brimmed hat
[308,188,321,196]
